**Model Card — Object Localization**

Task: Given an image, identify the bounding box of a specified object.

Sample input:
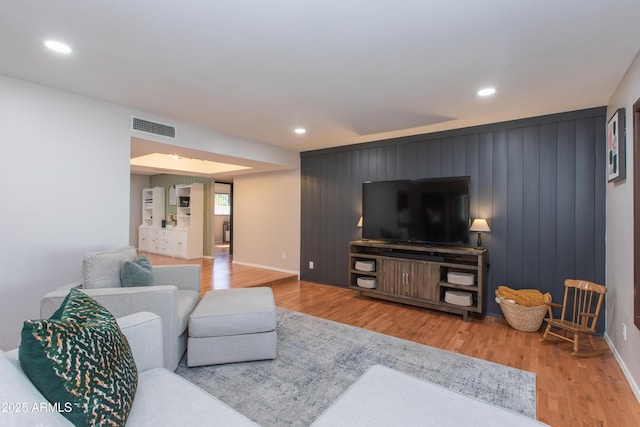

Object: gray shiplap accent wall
[300,108,606,319]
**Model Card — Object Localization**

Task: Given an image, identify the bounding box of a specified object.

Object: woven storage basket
[495,291,548,332]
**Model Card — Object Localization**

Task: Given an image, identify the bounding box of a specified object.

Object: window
[215,193,231,215]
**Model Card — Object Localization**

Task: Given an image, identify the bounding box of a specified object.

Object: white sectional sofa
[2,310,549,426]
[0,312,258,427]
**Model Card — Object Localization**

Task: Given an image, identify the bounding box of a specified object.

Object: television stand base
[349,240,487,321]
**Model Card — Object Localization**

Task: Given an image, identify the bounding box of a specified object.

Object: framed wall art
[607,108,626,182]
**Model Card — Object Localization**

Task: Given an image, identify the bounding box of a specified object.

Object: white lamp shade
[470,218,491,232]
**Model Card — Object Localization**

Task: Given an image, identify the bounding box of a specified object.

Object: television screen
[362,176,470,245]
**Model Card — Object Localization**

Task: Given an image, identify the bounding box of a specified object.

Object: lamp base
[476,232,482,247]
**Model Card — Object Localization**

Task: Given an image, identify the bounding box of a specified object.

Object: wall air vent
[131,117,176,139]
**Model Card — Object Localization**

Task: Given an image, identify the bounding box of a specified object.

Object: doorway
[214,182,233,255]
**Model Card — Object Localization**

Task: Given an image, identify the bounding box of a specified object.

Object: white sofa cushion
[0,350,72,426]
[0,350,258,427]
[82,246,137,289]
[126,368,259,426]
[189,288,276,337]
[311,365,549,427]
[177,290,201,334]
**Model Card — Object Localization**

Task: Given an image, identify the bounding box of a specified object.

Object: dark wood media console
[348,240,487,321]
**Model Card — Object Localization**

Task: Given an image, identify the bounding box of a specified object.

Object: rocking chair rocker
[541,279,608,357]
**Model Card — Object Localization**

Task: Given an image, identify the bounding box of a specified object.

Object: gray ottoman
[187,287,277,367]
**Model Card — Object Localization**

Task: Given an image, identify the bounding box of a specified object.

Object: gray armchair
[41,246,201,371]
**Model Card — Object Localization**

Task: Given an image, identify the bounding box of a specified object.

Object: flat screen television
[362,176,470,245]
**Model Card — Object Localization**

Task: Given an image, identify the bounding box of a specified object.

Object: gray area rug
[176,307,536,426]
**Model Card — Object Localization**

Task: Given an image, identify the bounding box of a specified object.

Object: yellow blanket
[496,285,551,307]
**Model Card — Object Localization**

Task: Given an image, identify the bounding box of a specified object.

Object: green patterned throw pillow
[19,288,138,426]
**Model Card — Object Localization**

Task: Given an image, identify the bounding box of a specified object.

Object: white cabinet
[139,187,165,253]
[139,183,203,260]
[157,230,174,257]
[141,187,165,228]
[139,227,151,252]
[174,183,203,259]
[147,229,161,254]
[173,231,188,259]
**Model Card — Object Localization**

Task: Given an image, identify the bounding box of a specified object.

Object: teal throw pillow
[120,254,156,287]
[19,288,138,427]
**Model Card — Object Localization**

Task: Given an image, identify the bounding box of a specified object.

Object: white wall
[0,74,301,351]
[0,76,132,350]
[233,169,301,274]
[606,50,640,400]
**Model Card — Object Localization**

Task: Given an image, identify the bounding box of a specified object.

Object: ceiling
[2,1,640,162]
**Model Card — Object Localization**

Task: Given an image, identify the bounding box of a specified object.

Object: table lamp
[470,218,490,247]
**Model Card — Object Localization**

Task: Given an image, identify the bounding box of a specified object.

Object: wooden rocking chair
[541,279,608,357]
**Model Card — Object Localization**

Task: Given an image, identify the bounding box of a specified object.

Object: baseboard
[231,260,300,278]
[604,332,640,403]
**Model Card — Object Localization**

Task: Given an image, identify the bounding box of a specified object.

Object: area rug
[176,308,536,426]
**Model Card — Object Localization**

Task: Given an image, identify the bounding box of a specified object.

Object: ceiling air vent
[131,117,176,139]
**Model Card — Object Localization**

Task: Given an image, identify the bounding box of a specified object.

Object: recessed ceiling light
[478,87,496,97]
[44,40,72,54]
[294,128,306,135]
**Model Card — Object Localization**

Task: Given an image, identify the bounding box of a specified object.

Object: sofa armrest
[117,312,164,373]
[153,264,201,292]
[41,286,179,371]
[41,285,178,318]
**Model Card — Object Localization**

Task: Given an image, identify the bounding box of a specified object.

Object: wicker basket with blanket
[495,286,551,332]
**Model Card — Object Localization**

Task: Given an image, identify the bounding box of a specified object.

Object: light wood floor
[145,251,298,295]
[147,252,640,427]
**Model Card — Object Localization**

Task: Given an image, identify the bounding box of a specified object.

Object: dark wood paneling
[464,134,480,215]
[538,123,559,296]
[300,107,606,320]
[556,121,577,287]
[506,128,524,292]
[428,140,441,177]
[440,137,453,176]
[300,156,322,282]
[522,126,541,291]
[594,117,606,285]
[491,130,509,314]
[452,135,466,177]
[477,132,494,219]
[386,145,397,179]
[398,142,418,179]
[575,118,597,280]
